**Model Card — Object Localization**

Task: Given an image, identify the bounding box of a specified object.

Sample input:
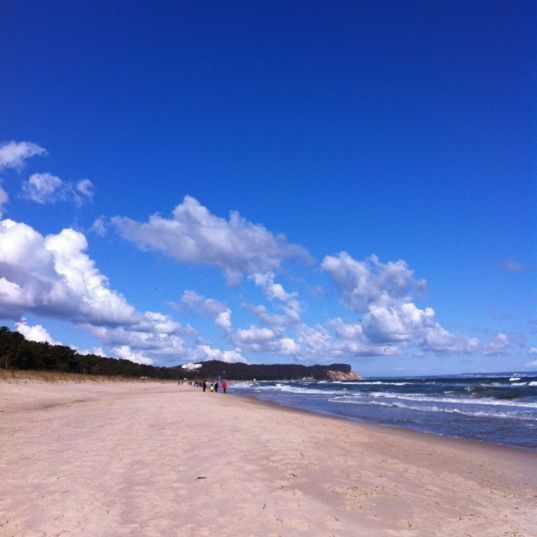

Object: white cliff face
[326,369,362,381]
[181,363,202,371]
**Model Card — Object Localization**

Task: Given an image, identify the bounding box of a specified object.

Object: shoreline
[232,391,537,455]
[1,380,536,536]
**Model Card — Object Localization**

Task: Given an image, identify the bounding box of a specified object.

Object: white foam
[342,391,537,410]
[248,384,343,396]
[328,397,537,421]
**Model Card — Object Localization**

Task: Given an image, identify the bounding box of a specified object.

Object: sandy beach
[0,380,536,537]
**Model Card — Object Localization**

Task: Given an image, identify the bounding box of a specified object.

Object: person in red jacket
[222,380,228,393]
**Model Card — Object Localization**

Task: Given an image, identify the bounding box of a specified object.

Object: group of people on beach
[192,380,228,393]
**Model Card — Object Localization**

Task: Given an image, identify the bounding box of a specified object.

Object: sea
[230,373,537,451]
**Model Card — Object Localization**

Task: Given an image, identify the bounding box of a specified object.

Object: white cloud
[215,310,232,331]
[112,195,310,285]
[232,325,276,351]
[15,318,59,345]
[0,141,47,170]
[420,324,479,354]
[297,321,399,360]
[322,252,478,355]
[279,337,299,355]
[81,313,184,354]
[180,290,232,332]
[322,253,425,313]
[0,185,8,217]
[483,332,511,355]
[528,347,537,355]
[0,218,244,366]
[195,344,246,363]
[21,172,63,204]
[0,219,138,324]
[251,272,292,302]
[21,173,94,205]
[76,346,106,357]
[229,323,301,357]
[249,272,302,326]
[75,179,94,200]
[329,318,364,340]
[292,324,334,359]
[113,345,154,365]
[91,217,107,236]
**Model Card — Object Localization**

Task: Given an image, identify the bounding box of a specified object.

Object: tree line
[0,326,179,379]
[1,325,355,381]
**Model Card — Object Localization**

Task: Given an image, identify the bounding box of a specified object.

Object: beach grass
[0,368,166,383]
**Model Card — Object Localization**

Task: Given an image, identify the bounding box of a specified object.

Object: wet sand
[0,380,535,536]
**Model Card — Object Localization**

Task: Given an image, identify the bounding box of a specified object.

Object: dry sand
[0,380,536,537]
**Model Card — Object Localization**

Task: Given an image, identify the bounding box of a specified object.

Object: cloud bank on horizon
[0,140,531,370]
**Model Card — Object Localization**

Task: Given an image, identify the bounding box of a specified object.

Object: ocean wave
[247,384,343,396]
[327,397,537,421]
[341,391,537,409]
[346,381,413,386]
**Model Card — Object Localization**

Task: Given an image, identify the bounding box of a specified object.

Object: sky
[0,1,535,376]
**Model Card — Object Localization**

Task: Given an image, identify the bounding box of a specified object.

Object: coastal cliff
[0,326,361,381]
[326,369,362,381]
[178,360,362,381]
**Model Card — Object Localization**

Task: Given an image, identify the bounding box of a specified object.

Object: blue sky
[0,1,535,376]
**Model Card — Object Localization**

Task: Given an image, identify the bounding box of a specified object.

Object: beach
[0,381,536,537]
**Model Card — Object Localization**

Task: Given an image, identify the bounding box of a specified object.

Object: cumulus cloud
[322,253,426,313]
[0,141,47,170]
[322,252,478,355]
[75,179,94,200]
[528,347,537,355]
[229,324,301,357]
[298,321,399,359]
[0,219,138,324]
[91,217,107,236]
[232,325,276,349]
[21,172,63,204]
[112,195,310,285]
[249,272,302,325]
[223,317,402,362]
[113,345,154,365]
[15,318,59,345]
[180,290,232,332]
[195,344,246,363]
[86,318,244,365]
[220,252,480,361]
[483,332,511,355]
[0,218,246,366]
[76,346,106,357]
[21,173,94,205]
[251,272,292,302]
[0,185,8,217]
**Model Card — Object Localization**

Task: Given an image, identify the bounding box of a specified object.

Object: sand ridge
[0,381,535,536]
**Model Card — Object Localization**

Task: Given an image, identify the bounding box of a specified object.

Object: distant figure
[214,381,219,392]
[210,383,215,392]
[202,380,207,392]
[222,380,228,393]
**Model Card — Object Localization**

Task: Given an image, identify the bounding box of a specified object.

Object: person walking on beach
[202,380,207,392]
[222,380,228,393]
[214,381,219,392]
